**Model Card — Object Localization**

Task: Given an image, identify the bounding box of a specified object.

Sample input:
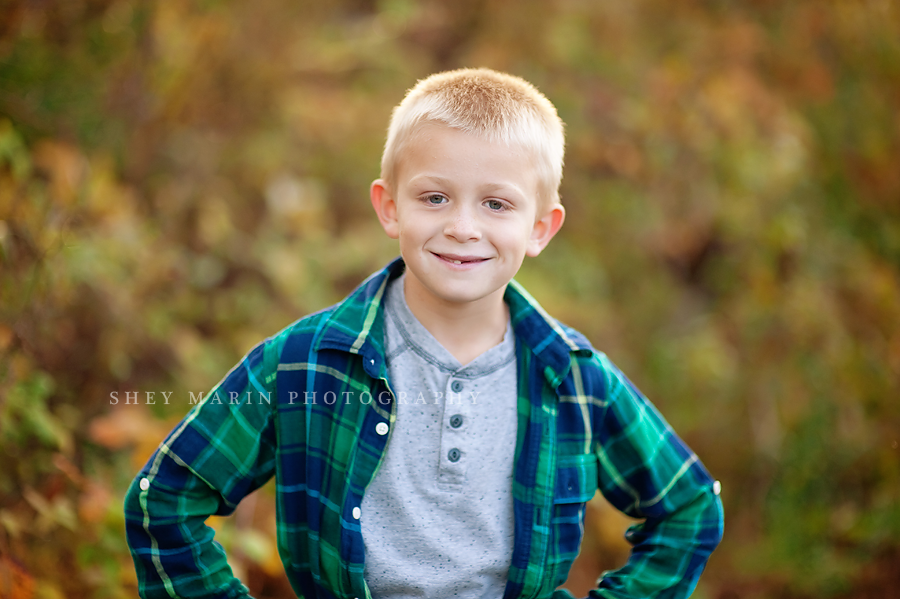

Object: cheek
[398,219,429,241]
[396,219,432,251]
[495,234,531,259]
[498,222,537,251]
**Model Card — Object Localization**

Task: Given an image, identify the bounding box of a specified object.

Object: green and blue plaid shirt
[125,258,724,599]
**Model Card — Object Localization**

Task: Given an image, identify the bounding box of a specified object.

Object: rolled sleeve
[124,339,281,598]
[590,355,724,598]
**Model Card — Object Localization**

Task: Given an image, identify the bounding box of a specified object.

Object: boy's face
[371,124,564,311]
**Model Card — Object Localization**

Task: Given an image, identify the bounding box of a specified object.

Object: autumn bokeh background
[1,0,899,597]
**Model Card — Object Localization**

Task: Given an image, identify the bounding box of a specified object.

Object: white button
[139,478,150,491]
[375,422,389,436]
[713,480,722,495]
[352,507,361,520]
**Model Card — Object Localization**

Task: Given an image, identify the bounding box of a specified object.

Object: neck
[402,279,509,366]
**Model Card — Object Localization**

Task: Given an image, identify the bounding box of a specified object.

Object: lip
[431,252,490,268]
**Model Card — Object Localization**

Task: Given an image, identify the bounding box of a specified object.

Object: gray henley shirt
[359,274,518,599]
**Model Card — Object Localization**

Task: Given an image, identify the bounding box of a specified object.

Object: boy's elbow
[675,484,724,592]
[123,474,142,520]
[123,474,151,548]
[700,482,725,555]
[669,481,725,558]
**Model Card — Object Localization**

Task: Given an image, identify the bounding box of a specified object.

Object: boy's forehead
[400,124,535,177]
[400,123,537,172]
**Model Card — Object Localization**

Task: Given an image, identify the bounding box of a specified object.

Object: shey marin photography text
[109,390,481,406]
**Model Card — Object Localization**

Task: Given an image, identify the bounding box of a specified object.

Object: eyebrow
[408,174,525,197]
[408,174,453,188]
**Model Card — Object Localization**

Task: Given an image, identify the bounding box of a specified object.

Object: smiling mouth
[434,253,488,265]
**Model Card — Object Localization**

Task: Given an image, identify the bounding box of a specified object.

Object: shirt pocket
[552,453,599,556]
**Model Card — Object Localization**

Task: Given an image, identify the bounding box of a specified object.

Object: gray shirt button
[448,448,461,462]
[451,380,463,393]
[450,414,463,428]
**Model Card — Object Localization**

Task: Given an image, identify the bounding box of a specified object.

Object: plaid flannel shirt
[124,258,724,599]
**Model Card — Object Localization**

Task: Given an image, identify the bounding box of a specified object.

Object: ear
[526,203,566,257]
[370,179,400,239]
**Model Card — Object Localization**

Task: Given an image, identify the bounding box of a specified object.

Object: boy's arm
[581,354,724,599]
[124,336,283,599]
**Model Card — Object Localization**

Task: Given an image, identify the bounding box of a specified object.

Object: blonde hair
[381,68,565,207]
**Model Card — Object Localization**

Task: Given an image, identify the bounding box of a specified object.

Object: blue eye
[425,194,447,205]
[485,199,504,211]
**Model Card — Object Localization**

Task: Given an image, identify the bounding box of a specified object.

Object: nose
[443,203,481,242]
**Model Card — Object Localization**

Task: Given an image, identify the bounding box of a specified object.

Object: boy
[125,68,724,599]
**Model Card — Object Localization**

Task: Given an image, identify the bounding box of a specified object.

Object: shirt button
[448,448,461,462]
[352,507,361,520]
[449,414,463,428]
[713,480,722,495]
[139,478,150,491]
[375,422,389,436]
[451,380,463,393]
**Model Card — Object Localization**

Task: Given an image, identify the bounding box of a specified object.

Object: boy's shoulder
[503,278,594,354]
[504,279,650,401]
[260,260,401,366]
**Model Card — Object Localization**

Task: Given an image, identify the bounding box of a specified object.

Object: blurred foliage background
[1,0,899,597]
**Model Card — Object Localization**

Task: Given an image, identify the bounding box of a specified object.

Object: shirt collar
[314,257,593,386]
